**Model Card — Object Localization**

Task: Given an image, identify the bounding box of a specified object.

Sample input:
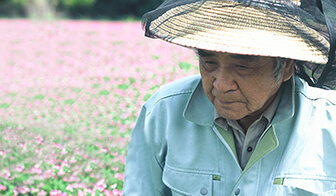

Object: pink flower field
[0,19,198,195]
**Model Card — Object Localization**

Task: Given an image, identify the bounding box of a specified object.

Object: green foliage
[151,55,160,60]
[39,178,68,193]
[61,0,95,7]
[143,93,152,101]
[64,99,75,105]
[64,125,76,135]
[128,77,136,85]
[2,0,166,19]
[91,83,101,89]
[0,103,9,109]
[10,0,26,6]
[178,62,193,72]
[118,84,129,90]
[103,77,111,82]
[99,90,110,96]
[34,94,45,100]
[13,173,30,184]
[0,19,199,195]
[113,41,123,45]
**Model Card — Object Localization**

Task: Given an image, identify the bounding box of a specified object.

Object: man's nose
[213,70,238,92]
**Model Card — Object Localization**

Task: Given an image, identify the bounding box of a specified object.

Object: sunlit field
[0,19,198,195]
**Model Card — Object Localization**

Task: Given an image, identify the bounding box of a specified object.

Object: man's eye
[202,61,218,71]
[235,65,248,69]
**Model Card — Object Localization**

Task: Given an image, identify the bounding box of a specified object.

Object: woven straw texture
[143,0,336,89]
[149,0,329,63]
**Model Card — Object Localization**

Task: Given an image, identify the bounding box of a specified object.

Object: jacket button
[235,188,240,195]
[200,188,208,195]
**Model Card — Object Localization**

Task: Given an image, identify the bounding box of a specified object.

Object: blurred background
[0,0,165,20]
[0,0,199,195]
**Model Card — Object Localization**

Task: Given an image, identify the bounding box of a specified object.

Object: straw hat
[143,0,330,64]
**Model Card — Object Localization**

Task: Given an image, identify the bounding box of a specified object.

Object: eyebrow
[197,49,259,61]
[196,49,217,57]
[229,54,259,61]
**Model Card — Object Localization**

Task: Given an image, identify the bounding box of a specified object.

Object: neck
[238,116,261,132]
[238,93,278,132]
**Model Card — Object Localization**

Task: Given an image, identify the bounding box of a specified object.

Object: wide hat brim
[146,0,330,64]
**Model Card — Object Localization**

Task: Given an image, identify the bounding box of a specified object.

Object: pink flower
[60,148,68,155]
[15,165,25,172]
[50,190,62,196]
[36,136,44,144]
[101,147,108,153]
[110,184,117,189]
[38,190,47,196]
[31,165,42,174]
[112,189,123,196]
[94,179,107,192]
[34,99,41,107]
[110,167,119,171]
[114,173,124,181]
[31,187,40,193]
[0,109,5,116]
[57,170,65,176]
[26,102,33,109]
[17,126,25,131]
[35,148,42,154]
[110,122,116,126]
[84,188,94,194]
[54,165,62,170]
[0,150,5,158]
[0,185,6,191]
[69,157,77,164]
[64,105,71,112]
[2,170,11,178]
[18,143,26,150]
[104,190,113,196]
[78,190,85,196]
[84,165,92,173]
[99,96,105,102]
[18,186,30,194]
[66,184,73,192]
[55,106,62,113]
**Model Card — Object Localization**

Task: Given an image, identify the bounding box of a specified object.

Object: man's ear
[282,59,295,82]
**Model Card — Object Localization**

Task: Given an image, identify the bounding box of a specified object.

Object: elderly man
[123,0,336,195]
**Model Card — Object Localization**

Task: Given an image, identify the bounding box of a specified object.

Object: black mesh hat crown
[142,0,336,89]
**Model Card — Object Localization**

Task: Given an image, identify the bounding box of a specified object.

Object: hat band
[315,0,336,88]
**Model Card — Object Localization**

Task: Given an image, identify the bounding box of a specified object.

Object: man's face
[199,50,293,126]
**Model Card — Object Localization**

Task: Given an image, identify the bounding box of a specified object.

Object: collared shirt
[124,75,336,195]
[214,87,283,169]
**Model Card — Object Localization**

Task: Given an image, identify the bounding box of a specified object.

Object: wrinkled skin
[199,51,294,130]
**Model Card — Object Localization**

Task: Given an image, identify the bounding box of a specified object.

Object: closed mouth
[217,99,241,105]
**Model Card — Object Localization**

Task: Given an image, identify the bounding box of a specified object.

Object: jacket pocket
[162,164,214,196]
[272,176,336,195]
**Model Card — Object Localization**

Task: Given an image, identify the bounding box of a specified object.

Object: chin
[217,111,246,121]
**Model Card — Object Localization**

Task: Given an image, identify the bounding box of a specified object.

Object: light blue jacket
[123,75,336,196]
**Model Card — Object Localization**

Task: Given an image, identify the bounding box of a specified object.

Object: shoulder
[143,74,201,114]
[294,76,336,125]
[156,74,201,96]
[295,76,336,106]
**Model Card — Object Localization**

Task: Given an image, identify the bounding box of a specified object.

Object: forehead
[197,49,260,61]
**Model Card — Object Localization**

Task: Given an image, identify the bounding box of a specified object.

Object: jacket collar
[183,78,215,127]
[183,75,298,127]
[270,76,295,125]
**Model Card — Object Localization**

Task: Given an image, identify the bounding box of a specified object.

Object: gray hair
[195,48,287,82]
[274,57,286,82]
